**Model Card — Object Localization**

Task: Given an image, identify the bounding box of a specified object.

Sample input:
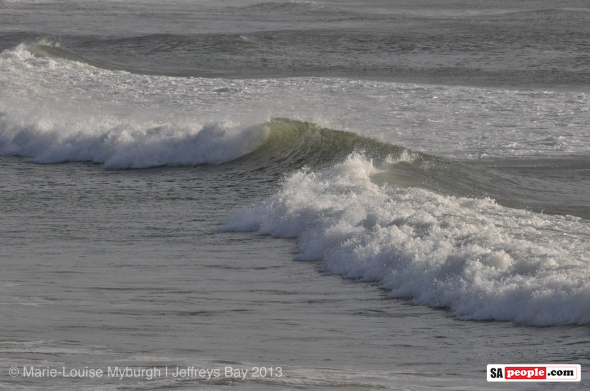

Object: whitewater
[2,1,590,390]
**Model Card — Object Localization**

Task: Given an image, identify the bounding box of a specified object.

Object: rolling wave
[231,1,324,13]
[1,109,588,219]
[237,118,404,169]
[23,38,261,76]
[222,153,590,326]
[31,44,114,71]
[0,111,268,169]
[242,119,590,220]
[0,108,404,169]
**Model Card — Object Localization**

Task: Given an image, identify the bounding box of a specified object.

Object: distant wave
[31,44,116,70]
[222,153,590,326]
[491,8,590,17]
[21,38,261,76]
[232,1,323,13]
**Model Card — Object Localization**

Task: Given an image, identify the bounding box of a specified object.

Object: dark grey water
[1,156,588,390]
[1,0,590,390]
[2,0,590,88]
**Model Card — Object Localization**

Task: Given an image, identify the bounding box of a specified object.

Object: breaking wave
[221,154,590,326]
[0,111,269,168]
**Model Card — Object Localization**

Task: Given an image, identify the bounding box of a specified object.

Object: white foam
[0,109,268,168]
[0,44,271,168]
[222,154,590,326]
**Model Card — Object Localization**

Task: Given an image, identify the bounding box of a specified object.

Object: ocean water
[1,0,590,390]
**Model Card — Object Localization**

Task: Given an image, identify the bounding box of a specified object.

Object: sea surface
[1,0,589,390]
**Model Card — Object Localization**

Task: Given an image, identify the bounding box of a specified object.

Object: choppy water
[1,0,589,390]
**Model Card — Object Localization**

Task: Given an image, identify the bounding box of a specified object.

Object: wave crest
[235,1,322,13]
[0,112,408,169]
[0,110,269,168]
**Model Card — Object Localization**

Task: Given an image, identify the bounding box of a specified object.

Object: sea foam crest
[0,111,268,168]
[222,154,590,326]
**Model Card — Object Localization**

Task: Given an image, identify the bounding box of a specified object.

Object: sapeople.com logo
[487,364,580,382]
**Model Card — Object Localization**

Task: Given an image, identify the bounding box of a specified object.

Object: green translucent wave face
[241,118,590,219]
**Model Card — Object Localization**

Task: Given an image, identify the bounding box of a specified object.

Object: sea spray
[222,154,590,326]
[0,109,269,168]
